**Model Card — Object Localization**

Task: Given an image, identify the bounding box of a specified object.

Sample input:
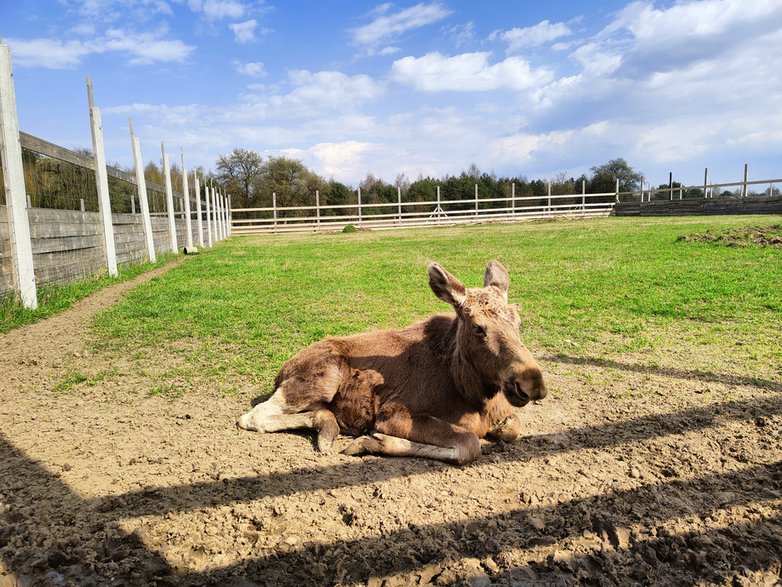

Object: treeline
[215,149,647,216]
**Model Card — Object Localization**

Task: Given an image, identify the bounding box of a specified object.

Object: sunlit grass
[92,215,782,396]
[0,254,177,334]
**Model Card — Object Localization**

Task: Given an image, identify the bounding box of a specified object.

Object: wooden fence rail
[230,172,781,235]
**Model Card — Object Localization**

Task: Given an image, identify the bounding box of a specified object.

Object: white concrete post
[511,182,516,214]
[161,142,178,253]
[474,183,478,216]
[227,194,232,236]
[86,79,118,277]
[205,181,213,247]
[222,192,228,238]
[217,191,224,240]
[315,190,321,228]
[129,119,155,262]
[397,186,402,222]
[217,190,224,240]
[210,185,219,241]
[180,149,193,249]
[194,173,204,247]
[222,193,228,237]
[0,44,37,308]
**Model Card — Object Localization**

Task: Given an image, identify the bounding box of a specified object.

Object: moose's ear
[428,263,467,308]
[484,260,509,301]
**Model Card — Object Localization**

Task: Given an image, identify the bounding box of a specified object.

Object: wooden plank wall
[0,206,14,295]
[614,195,782,216]
[0,207,209,297]
[28,208,105,286]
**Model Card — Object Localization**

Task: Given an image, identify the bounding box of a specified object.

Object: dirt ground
[1,263,780,587]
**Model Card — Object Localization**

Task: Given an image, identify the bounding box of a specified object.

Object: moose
[237,260,546,464]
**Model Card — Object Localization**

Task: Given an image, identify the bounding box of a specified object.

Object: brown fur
[237,261,546,464]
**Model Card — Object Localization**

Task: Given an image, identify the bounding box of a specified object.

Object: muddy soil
[1,263,780,586]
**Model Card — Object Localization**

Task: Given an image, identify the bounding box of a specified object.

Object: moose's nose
[503,365,546,406]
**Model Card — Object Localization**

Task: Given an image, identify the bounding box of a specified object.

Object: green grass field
[0,254,177,334]
[83,215,781,396]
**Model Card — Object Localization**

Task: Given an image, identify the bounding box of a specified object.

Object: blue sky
[3,0,782,188]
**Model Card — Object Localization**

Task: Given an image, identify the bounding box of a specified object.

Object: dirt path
[1,263,780,586]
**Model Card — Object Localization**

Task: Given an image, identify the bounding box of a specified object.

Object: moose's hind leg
[237,358,345,451]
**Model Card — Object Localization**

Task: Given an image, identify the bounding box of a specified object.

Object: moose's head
[428,260,546,407]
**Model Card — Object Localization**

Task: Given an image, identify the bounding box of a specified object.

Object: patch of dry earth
[1,263,780,586]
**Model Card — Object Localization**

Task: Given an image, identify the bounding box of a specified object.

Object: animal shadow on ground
[1,387,781,586]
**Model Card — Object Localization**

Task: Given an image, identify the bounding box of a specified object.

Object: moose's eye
[474,325,487,339]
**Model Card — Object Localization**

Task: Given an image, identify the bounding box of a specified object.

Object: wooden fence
[0,43,231,308]
[231,172,781,235]
[231,184,619,234]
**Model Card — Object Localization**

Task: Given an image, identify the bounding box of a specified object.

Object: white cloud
[230,19,258,43]
[442,21,476,48]
[391,52,553,92]
[493,20,572,52]
[233,60,266,77]
[7,30,194,68]
[102,29,195,64]
[309,141,379,181]
[7,38,92,69]
[188,0,246,19]
[570,43,621,76]
[267,70,385,113]
[351,2,452,49]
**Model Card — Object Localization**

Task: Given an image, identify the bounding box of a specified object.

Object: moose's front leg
[486,412,522,442]
[342,406,481,465]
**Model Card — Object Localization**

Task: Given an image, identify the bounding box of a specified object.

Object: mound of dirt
[1,264,780,586]
[678,224,782,247]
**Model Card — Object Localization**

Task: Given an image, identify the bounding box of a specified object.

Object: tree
[588,158,643,194]
[215,148,264,208]
[258,156,322,215]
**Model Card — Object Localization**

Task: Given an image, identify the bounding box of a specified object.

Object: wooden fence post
[474,183,478,216]
[194,173,204,247]
[511,182,515,215]
[742,163,749,198]
[669,172,673,201]
[615,179,620,203]
[582,179,586,210]
[397,186,402,222]
[272,192,277,233]
[703,168,709,199]
[180,149,193,250]
[357,187,362,227]
[0,43,37,308]
[86,78,118,277]
[128,119,155,262]
[161,142,178,253]
[547,182,551,214]
[315,189,321,228]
